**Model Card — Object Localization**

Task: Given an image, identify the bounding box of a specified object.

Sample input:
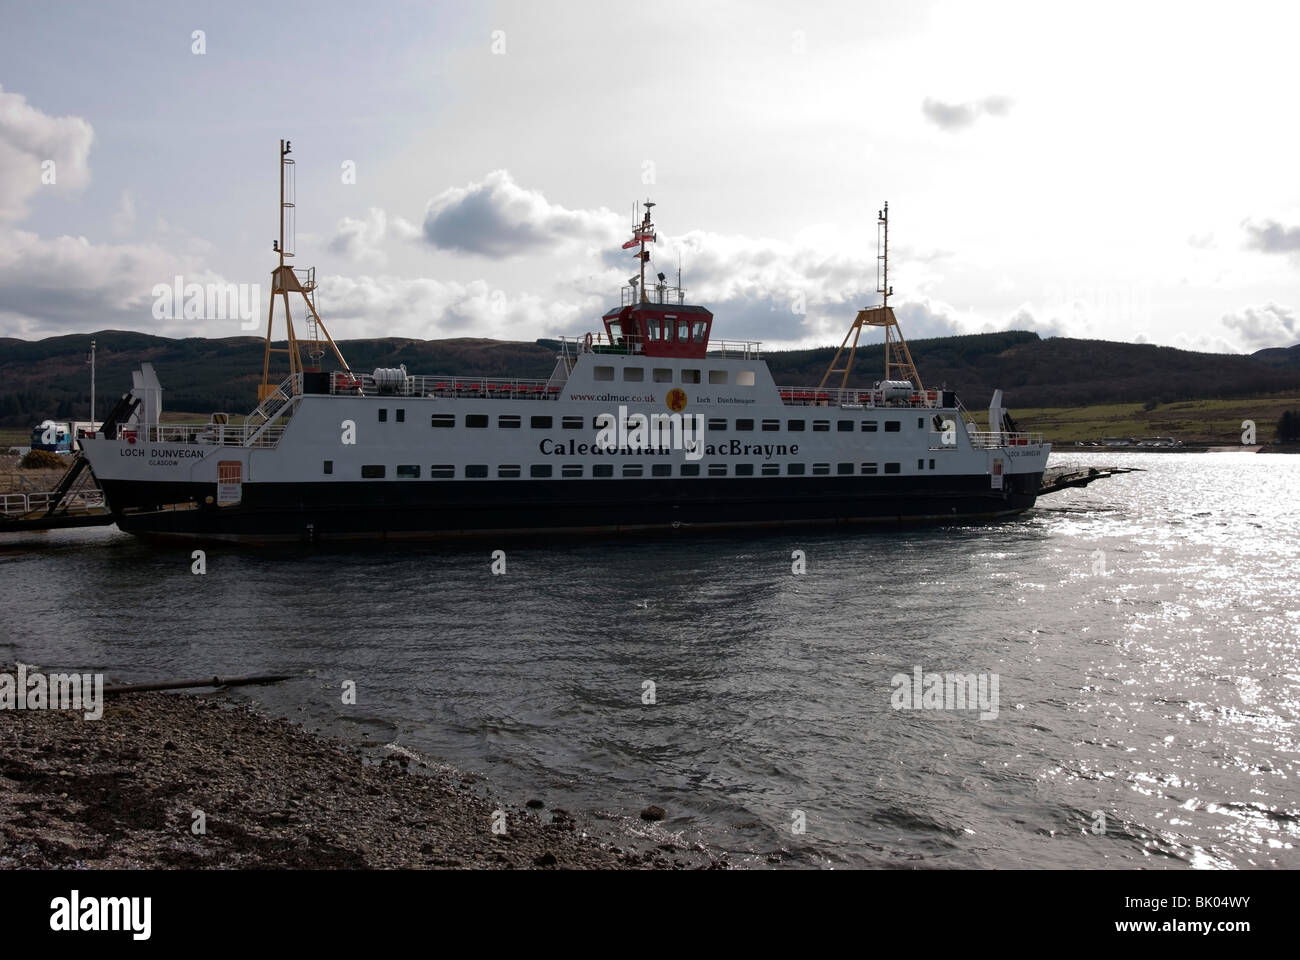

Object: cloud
[315,273,595,341]
[0,85,94,221]
[110,190,135,235]
[921,95,1014,131]
[0,227,223,338]
[421,170,622,257]
[1220,302,1298,351]
[1242,218,1300,254]
[329,207,389,265]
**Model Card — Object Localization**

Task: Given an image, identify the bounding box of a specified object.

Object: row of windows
[417,413,930,432]
[332,460,938,479]
[591,366,757,386]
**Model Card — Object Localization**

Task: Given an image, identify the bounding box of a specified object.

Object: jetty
[1038,465,1142,496]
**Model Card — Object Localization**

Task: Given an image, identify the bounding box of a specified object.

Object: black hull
[100,474,1044,542]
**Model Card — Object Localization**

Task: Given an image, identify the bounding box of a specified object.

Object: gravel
[0,691,725,870]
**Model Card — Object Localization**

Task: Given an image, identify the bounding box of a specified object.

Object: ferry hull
[101,473,1044,541]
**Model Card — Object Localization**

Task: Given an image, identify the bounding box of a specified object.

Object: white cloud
[329,207,389,265]
[921,95,1014,131]
[0,84,93,221]
[1220,302,1298,351]
[421,170,622,257]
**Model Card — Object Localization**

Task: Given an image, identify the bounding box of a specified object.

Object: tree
[1277,410,1300,443]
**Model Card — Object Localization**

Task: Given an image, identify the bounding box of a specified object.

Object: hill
[1,328,1297,429]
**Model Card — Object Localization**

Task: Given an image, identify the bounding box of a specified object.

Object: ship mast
[819,201,923,391]
[259,139,352,400]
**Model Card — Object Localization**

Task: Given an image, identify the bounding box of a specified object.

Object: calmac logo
[666,388,687,412]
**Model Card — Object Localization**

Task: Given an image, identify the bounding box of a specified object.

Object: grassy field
[1011,394,1300,444]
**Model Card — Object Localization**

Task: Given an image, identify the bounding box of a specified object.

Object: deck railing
[777,386,943,409]
[967,430,1045,448]
[328,372,560,400]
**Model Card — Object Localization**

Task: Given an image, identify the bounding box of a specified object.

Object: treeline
[1,329,1297,427]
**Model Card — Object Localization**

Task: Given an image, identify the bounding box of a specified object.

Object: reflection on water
[2,452,1297,868]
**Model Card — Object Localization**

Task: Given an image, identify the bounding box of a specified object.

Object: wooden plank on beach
[103,674,295,696]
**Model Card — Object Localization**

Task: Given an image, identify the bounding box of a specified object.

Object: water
[2,451,1298,868]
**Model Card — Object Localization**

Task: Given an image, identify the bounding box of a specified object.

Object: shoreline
[0,689,723,870]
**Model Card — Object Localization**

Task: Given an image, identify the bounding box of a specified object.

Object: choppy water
[2,451,1298,868]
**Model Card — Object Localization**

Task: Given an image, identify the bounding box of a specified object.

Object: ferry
[77,142,1050,541]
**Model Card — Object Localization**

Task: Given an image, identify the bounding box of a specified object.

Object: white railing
[967,430,1045,448]
[329,372,560,400]
[0,490,105,517]
[778,386,943,409]
[132,422,287,448]
[708,340,762,359]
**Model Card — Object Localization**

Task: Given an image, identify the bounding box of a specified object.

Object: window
[623,464,643,477]
[681,369,701,384]
[531,464,553,478]
[323,460,333,475]
[429,465,454,479]
[594,366,614,381]
[736,371,755,387]
[378,409,388,423]
[761,463,780,476]
[707,418,727,432]
[788,463,806,475]
[678,320,691,341]
[918,418,925,429]
[593,464,613,478]
[680,463,700,477]
[918,459,925,470]
[787,419,805,431]
[708,464,727,476]
[693,320,708,340]
[862,420,878,432]
[467,414,488,428]
[812,463,830,475]
[562,464,583,478]
[837,463,854,475]
[652,464,671,477]
[531,415,552,429]
[645,319,662,341]
[735,463,754,476]
[760,419,779,432]
[885,462,901,474]
[929,459,936,470]
[624,367,644,382]
[862,463,878,475]
[498,415,521,429]
[813,420,830,432]
[653,368,673,383]
[709,370,728,385]
[837,420,854,432]
[885,421,901,433]
[735,419,754,431]
[561,416,584,429]
[498,465,521,478]
[397,464,421,479]
[430,414,455,428]
[361,464,385,479]
[466,464,488,478]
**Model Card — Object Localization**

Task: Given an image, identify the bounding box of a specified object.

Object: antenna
[877,201,892,307]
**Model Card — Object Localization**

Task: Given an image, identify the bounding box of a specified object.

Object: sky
[1,0,1298,355]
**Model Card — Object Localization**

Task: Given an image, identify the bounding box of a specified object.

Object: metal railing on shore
[0,490,105,518]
